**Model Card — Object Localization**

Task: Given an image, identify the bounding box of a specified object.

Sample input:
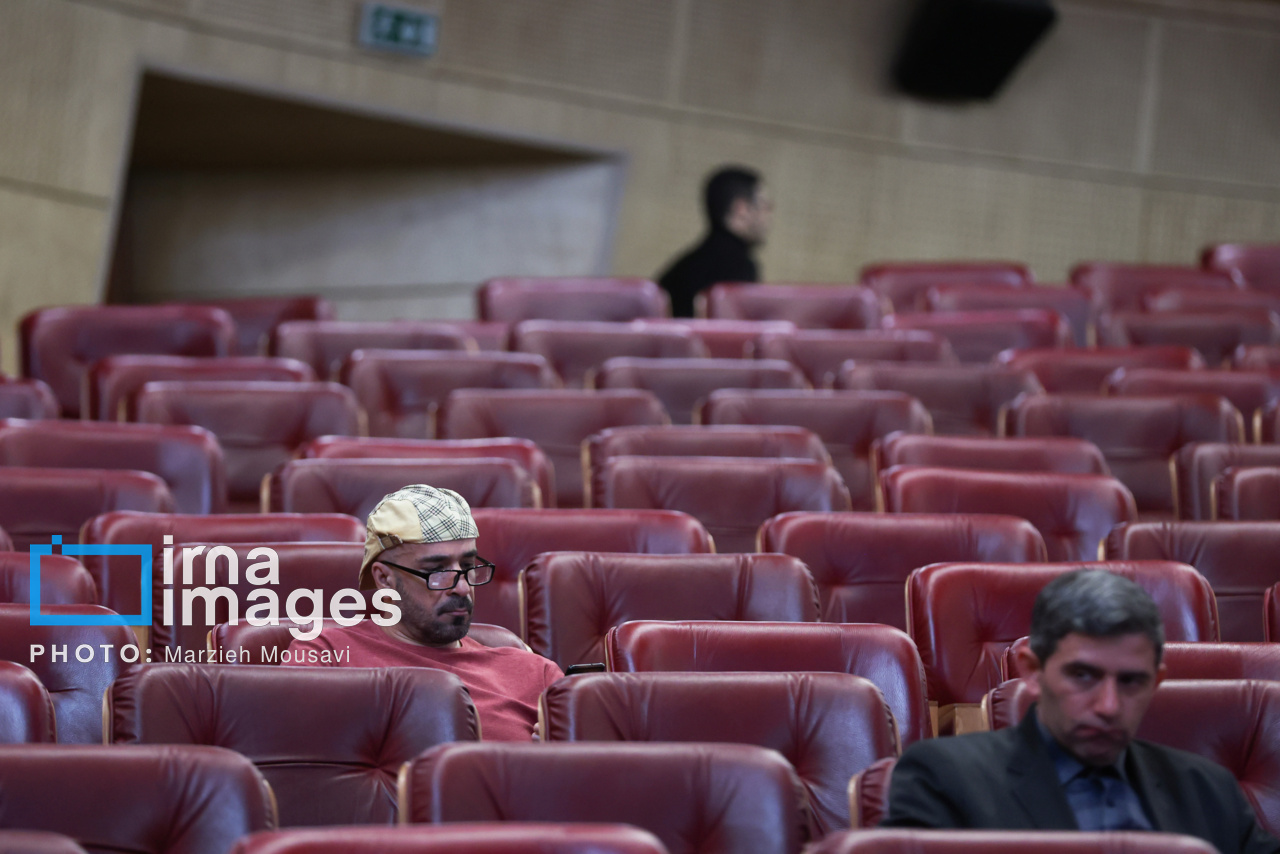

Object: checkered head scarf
[359,484,479,589]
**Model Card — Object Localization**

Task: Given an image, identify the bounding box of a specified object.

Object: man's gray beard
[394,577,472,646]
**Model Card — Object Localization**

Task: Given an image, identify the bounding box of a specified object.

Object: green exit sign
[358,2,438,57]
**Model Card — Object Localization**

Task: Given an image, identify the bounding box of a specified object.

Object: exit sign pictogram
[358,3,438,57]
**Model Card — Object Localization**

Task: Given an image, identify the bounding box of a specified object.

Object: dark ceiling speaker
[893,0,1058,101]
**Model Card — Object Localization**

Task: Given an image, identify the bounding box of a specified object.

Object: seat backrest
[1096,309,1280,366]
[593,358,806,425]
[521,552,820,668]
[87,355,315,422]
[20,306,237,416]
[183,295,334,356]
[883,309,1071,363]
[873,434,1109,478]
[1070,262,1239,312]
[134,381,360,511]
[1270,584,1280,642]
[210,620,528,664]
[1203,242,1280,292]
[479,278,669,323]
[880,466,1137,562]
[439,389,669,508]
[1143,286,1280,315]
[109,664,479,826]
[0,744,275,854]
[848,758,896,829]
[227,824,671,854]
[0,661,56,743]
[598,456,851,552]
[1173,443,1280,520]
[0,524,10,552]
[1106,368,1280,441]
[1260,400,1280,443]
[342,350,558,438]
[1235,345,1280,370]
[753,329,957,387]
[605,620,931,746]
[470,508,713,633]
[703,284,885,330]
[0,418,227,515]
[541,672,897,835]
[924,284,1093,347]
[266,458,539,517]
[1214,466,1280,521]
[700,389,932,511]
[298,436,555,508]
[1105,521,1280,642]
[150,542,365,653]
[836,363,1043,435]
[510,321,704,388]
[997,346,1205,393]
[0,831,89,854]
[400,742,809,854]
[758,511,1046,627]
[858,261,1031,313]
[270,321,473,380]
[82,511,364,623]
[0,552,96,605]
[1002,636,1280,682]
[0,379,59,421]
[908,561,1218,706]
[584,425,829,505]
[0,468,175,552]
[632,319,796,359]
[0,604,138,743]
[810,829,1215,854]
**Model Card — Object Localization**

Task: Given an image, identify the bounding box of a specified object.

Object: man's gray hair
[1028,570,1165,665]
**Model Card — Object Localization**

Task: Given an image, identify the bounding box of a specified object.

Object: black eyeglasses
[378,558,496,590]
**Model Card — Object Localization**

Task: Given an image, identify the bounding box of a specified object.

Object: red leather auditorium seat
[271,320,473,380]
[858,261,1031,313]
[439,389,668,508]
[873,434,1109,478]
[597,456,851,552]
[997,345,1204,393]
[87,355,314,422]
[1006,393,1244,516]
[908,561,1217,717]
[20,305,237,417]
[0,378,59,420]
[1096,309,1280,366]
[228,825,670,854]
[182,295,334,356]
[470,508,713,633]
[1003,637,1280,682]
[1270,584,1280,641]
[542,671,897,835]
[0,468,174,552]
[0,419,226,515]
[836,363,1042,435]
[925,284,1092,346]
[0,661,55,743]
[210,620,527,665]
[1235,345,1280,370]
[752,329,957,387]
[1172,443,1280,520]
[109,664,478,826]
[0,831,89,854]
[880,467,1137,561]
[1105,368,1280,441]
[510,321,704,388]
[0,552,96,605]
[701,283,885,329]
[633,319,796,359]
[1112,507,1280,633]
[1070,262,1239,312]
[0,744,274,854]
[267,457,539,516]
[1260,399,1280,442]
[700,389,931,510]
[810,830,1215,854]
[520,552,819,668]
[82,511,364,626]
[606,620,931,747]
[298,436,554,508]
[1214,466,1280,520]
[984,679,1280,838]
[341,349,558,438]
[1144,286,1280,315]
[432,321,511,351]
[757,511,1046,627]
[399,742,809,854]
[883,309,1071,363]
[0,604,138,743]
[593,357,806,425]
[584,425,828,504]
[134,381,360,512]
[479,277,670,323]
[1203,242,1280,293]
[0,524,10,551]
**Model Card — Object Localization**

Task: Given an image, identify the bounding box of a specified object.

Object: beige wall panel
[1141,190,1280,261]
[1150,20,1280,187]
[679,0,905,137]
[906,5,1151,170]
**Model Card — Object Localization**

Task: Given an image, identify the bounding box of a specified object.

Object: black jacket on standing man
[657,225,758,318]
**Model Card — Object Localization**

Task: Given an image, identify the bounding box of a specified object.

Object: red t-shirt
[284,619,563,742]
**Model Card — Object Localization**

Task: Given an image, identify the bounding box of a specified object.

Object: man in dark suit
[884,569,1280,853]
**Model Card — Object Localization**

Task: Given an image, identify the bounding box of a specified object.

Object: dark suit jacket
[657,226,757,318]
[884,706,1280,854]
